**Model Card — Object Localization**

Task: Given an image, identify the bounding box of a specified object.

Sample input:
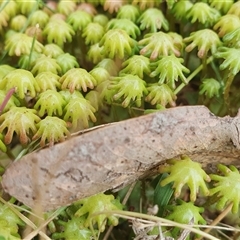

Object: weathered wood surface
[2,106,240,211]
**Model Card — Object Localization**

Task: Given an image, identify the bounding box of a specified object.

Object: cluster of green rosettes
[0,0,193,149]
[157,156,240,238]
[0,192,123,240]
[51,193,123,239]
[0,0,240,149]
[0,202,24,240]
[1,0,240,239]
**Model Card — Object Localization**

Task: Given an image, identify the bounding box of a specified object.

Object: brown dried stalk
[2,106,240,211]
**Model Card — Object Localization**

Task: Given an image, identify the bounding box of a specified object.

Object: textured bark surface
[2,106,240,211]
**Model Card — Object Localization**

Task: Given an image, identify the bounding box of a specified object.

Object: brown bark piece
[2,105,240,211]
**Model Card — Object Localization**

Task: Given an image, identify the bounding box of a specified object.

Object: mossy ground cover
[0,0,240,239]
